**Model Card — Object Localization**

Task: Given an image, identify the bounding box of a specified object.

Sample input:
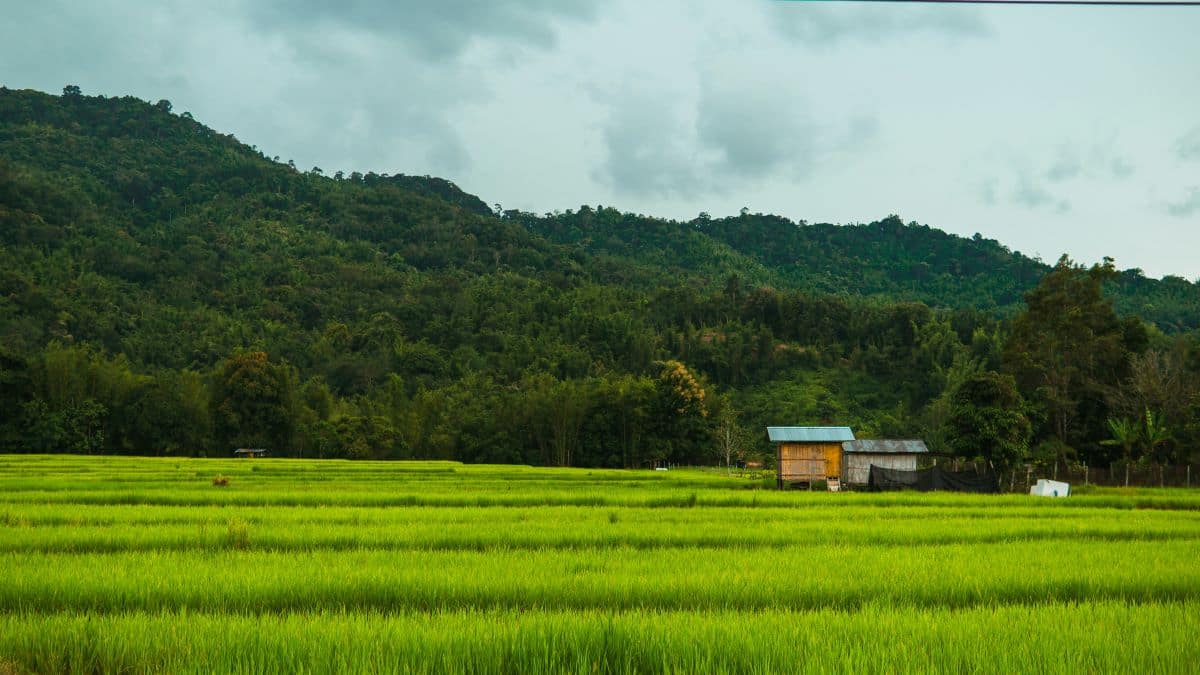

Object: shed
[234,448,268,459]
[841,439,928,485]
[767,427,855,488]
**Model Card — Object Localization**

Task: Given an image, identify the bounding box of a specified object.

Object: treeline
[3,256,1198,470]
[2,344,714,468]
[1,86,1199,470]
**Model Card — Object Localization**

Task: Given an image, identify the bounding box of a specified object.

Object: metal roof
[841,440,929,454]
[766,427,855,443]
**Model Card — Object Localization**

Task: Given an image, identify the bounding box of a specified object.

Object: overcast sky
[3,0,1199,279]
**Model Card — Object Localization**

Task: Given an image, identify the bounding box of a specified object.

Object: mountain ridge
[2,85,1198,465]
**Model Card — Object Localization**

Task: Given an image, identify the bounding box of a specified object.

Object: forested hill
[2,85,1198,468]
[3,86,1199,332]
[519,208,1200,330]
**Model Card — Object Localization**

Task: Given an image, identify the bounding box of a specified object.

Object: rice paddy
[1,455,1198,673]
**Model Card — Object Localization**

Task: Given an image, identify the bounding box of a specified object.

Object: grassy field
[1,455,1199,673]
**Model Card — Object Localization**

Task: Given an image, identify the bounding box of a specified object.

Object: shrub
[212,475,229,487]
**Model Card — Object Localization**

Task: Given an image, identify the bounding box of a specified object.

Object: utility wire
[792,0,1200,5]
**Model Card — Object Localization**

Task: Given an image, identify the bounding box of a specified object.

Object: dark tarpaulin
[867,464,1000,493]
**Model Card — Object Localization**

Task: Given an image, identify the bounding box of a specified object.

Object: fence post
[1085,465,1089,485]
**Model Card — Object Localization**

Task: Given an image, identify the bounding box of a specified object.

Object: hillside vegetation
[1,86,1199,466]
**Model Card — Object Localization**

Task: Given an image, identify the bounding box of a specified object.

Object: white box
[1030,479,1070,497]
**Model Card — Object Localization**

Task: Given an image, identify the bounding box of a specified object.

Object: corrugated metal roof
[842,439,929,454]
[766,427,855,442]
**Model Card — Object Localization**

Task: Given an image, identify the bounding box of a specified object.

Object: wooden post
[1084,465,1089,485]
[776,445,782,491]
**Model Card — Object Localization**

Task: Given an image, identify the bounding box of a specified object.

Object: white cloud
[1176,127,1200,162]
[1167,188,1200,218]
[1,0,1199,278]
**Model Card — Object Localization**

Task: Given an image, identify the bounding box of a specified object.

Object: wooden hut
[234,448,268,459]
[767,427,855,489]
[840,440,928,486]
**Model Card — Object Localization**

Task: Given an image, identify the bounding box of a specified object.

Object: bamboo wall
[777,442,842,483]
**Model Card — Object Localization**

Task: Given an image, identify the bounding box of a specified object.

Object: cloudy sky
[4,0,1199,278]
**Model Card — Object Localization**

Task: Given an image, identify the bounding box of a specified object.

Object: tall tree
[210,352,296,453]
[1004,256,1146,460]
[713,398,749,471]
[947,371,1032,472]
[650,360,714,465]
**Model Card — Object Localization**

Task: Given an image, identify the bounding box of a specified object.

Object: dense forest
[2,85,1198,470]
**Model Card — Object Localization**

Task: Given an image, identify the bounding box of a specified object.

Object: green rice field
[1,455,1199,673]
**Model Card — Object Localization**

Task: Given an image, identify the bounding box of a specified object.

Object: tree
[713,400,748,470]
[210,352,296,453]
[947,372,1032,472]
[1004,256,1146,460]
[61,85,81,98]
[1111,348,1193,461]
[649,360,715,465]
[21,398,106,454]
[324,416,407,460]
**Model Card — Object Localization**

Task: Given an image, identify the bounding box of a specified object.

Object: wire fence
[937,458,1196,491]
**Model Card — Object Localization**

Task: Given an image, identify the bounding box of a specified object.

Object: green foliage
[19,398,106,454]
[1004,256,1147,459]
[210,352,295,452]
[0,87,1198,464]
[1142,409,1171,464]
[323,416,408,460]
[1100,417,1140,464]
[947,372,1032,471]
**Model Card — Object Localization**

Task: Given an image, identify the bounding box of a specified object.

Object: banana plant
[1100,417,1139,487]
[1142,409,1171,465]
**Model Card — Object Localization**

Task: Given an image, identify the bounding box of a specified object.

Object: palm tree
[1100,417,1139,487]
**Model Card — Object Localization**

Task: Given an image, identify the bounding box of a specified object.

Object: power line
[791,0,1200,5]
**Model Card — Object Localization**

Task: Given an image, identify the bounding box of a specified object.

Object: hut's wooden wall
[843,454,917,485]
[777,442,842,483]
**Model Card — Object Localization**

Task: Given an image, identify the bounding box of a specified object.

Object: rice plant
[1,454,1197,672]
